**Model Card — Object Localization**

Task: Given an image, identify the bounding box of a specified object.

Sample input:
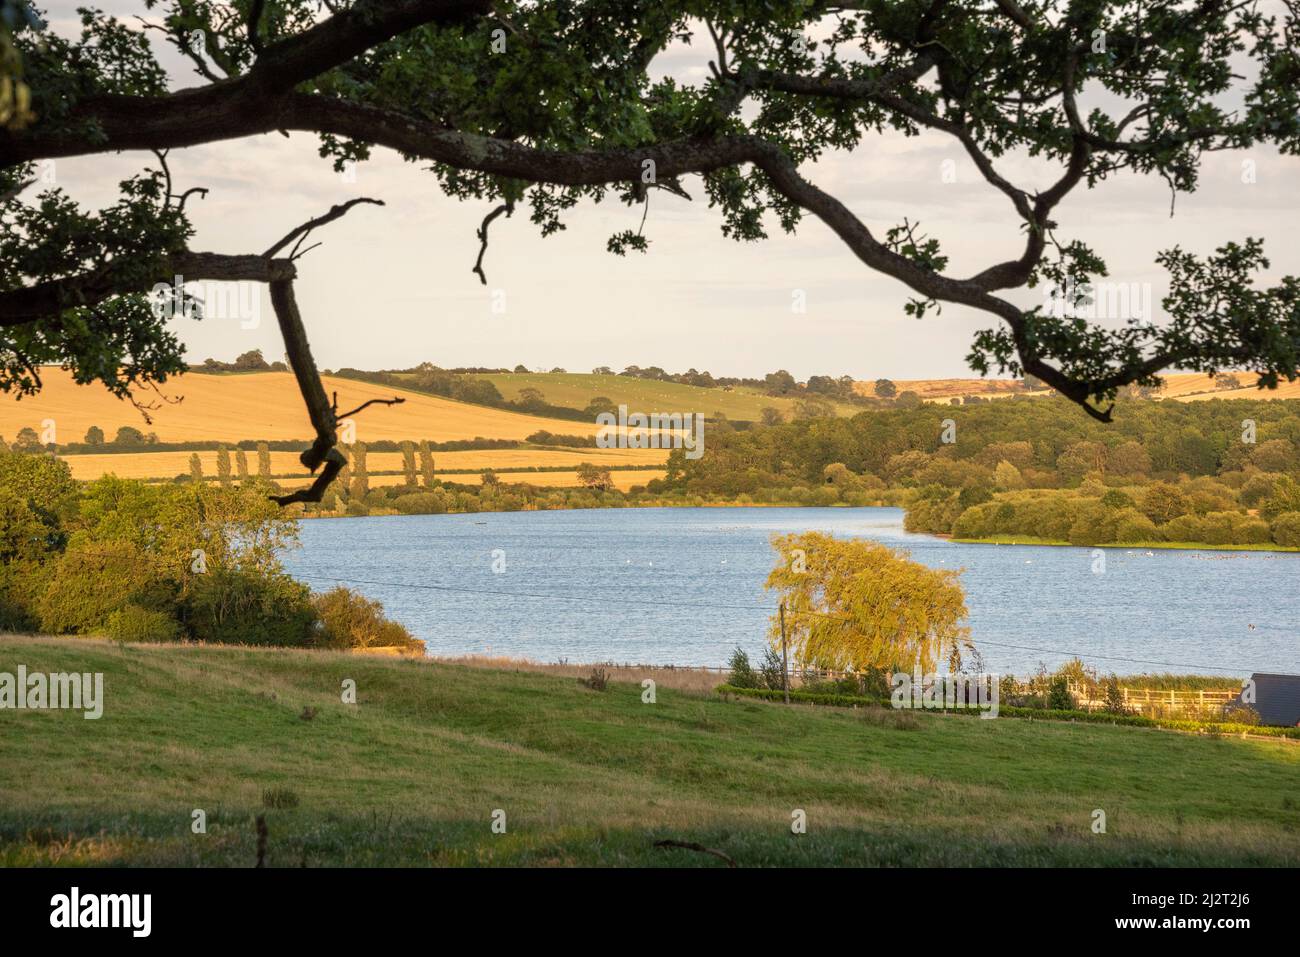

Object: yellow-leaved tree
[765,532,970,674]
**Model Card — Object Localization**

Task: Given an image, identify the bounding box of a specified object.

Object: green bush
[1104,674,1126,714]
[1160,513,1206,543]
[105,604,182,643]
[36,540,173,634]
[726,647,759,689]
[1270,511,1300,547]
[186,567,317,646]
[1112,508,1158,543]
[0,560,51,632]
[313,586,422,651]
[1047,675,1074,710]
[759,645,786,691]
[392,491,447,515]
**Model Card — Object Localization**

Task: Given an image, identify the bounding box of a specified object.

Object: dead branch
[267,277,349,506]
[333,394,406,420]
[263,197,385,259]
[471,199,514,285]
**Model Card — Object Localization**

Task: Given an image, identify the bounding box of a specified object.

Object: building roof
[1234,673,1300,727]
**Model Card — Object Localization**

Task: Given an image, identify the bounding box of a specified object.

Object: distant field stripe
[58,446,669,481]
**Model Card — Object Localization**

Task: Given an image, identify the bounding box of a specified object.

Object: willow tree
[766,531,969,673]
[3,1,1300,504]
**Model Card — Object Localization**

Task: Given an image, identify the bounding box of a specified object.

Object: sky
[32,2,1300,382]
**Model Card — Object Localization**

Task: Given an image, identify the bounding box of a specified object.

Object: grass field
[0,369,601,445]
[478,371,859,420]
[1,636,1296,867]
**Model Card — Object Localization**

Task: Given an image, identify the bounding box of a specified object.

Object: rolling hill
[1,368,670,490]
[852,377,1028,402]
[476,371,860,420]
[0,369,605,446]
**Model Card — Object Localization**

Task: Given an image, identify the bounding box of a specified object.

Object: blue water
[281,506,1300,676]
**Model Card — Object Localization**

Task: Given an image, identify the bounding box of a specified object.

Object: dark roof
[1233,673,1300,727]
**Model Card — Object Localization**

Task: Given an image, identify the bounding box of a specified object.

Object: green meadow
[1,635,1297,867]
[474,371,859,421]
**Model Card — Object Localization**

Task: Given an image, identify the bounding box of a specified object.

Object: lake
[282,506,1300,677]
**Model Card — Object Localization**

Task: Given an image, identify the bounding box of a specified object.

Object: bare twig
[334,395,406,420]
[263,197,384,259]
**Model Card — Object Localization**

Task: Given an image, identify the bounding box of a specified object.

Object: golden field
[0,368,602,444]
[1160,372,1300,402]
[5,368,676,490]
[850,372,1300,404]
[58,446,669,482]
[853,377,1027,401]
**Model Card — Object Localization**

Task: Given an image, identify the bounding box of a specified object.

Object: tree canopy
[3,0,1300,503]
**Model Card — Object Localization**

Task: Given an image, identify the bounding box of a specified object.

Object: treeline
[331,367,594,422]
[653,395,1300,549]
[189,349,287,373]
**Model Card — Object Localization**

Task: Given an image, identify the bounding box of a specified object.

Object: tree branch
[263,197,385,258]
[471,198,514,284]
[334,395,406,420]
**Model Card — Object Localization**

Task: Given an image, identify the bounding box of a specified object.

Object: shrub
[392,491,447,515]
[313,586,422,651]
[186,567,317,646]
[1100,489,1134,510]
[1112,508,1158,543]
[1160,513,1205,543]
[0,559,51,632]
[37,541,173,634]
[1047,675,1074,711]
[1223,704,1260,726]
[578,666,609,691]
[1271,512,1300,548]
[105,605,182,643]
[726,647,759,689]
[759,645,786,691]
[1104,674,1126,714]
